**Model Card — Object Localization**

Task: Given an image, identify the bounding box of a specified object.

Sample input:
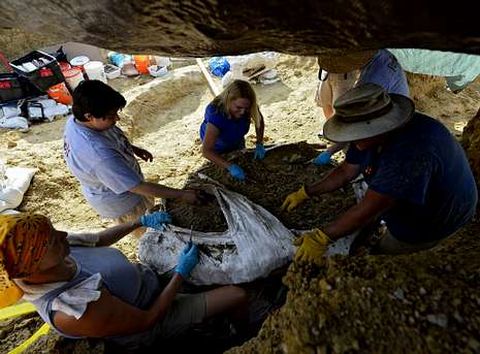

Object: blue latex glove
[140,212,172,230]
[175,242,199,278]
[253,143,266,160]
[312,151,332,166]
[227,164,246,181]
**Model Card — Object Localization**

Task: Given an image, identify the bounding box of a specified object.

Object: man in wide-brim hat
[283,83,477,264]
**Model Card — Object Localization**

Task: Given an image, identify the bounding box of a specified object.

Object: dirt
[0,53,479,353]
[0,313,43,353]
[229,221,480,353]
[167,142,355,232]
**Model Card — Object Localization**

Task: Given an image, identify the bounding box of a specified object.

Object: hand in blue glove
[253,142,266,160]
[227,164,246,181]
[175,242,199,278]
[140,211,172,230]
[312,151,332,166]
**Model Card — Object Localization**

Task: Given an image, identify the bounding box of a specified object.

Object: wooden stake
[196,58,221,96]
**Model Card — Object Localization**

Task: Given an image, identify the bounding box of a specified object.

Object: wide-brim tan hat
[323,83,415,143]
[317,50,377,73]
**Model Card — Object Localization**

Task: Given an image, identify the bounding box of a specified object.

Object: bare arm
[130,182,187,199]
[53,273,184,337]
[94,220,142,247]
[306,161,360,196]
[254,110,265,144]
[131,145,153,162]
[324,189,396,240]
[202,123,231,169]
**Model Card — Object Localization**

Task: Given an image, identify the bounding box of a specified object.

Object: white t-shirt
[63,117,144,218]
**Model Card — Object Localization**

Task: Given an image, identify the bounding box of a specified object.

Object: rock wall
[0,0,479,56]
[0,29,54,71]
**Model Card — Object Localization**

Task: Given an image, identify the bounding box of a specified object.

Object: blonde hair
[211,80,262,128]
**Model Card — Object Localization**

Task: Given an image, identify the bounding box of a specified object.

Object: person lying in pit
[0,213,248,351]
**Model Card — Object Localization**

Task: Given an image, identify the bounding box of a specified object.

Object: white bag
[0,167,37,213]
[138,181,295,285]
[0,116,29,130]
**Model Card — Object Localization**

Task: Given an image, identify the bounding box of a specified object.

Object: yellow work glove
[281,186,309,212]
[294,228,332,266]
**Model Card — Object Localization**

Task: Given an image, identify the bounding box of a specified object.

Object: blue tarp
[208,57,230,77]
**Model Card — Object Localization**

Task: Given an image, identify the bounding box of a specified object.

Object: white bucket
[63,67,84,91]
[84,61,107,83]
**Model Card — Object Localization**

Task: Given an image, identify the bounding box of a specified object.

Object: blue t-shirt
[64,117,144,218]
[346,113,477,243]
[199,103,250,153]
[357,49,410,97]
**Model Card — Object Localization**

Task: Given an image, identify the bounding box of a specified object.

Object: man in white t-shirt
[64,80,204,236]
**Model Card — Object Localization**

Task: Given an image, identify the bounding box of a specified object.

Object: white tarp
[138,181,295,285]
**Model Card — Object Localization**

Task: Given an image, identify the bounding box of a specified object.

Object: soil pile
[406,73,480,136]
[167,142,356,232]
[229,221,480,353]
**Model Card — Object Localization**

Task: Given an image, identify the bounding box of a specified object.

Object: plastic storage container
[148,65,168,77]
[104,64,121,80]
[84,61,107,83]
[10,51,64,92]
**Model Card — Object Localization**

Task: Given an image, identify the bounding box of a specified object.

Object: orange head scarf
[0,213,51,308]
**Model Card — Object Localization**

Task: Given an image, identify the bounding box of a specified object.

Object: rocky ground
[229,220,480,353]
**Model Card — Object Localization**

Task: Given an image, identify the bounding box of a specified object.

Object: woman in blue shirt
[199,80,266,181]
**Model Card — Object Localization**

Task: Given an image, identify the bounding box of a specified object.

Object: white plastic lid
[84,61,104,69]
[70,56,90,66]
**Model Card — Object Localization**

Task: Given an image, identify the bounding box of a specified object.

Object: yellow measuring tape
[1,302,51,354]
[8,323,50,354]
[0,302,36,321]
